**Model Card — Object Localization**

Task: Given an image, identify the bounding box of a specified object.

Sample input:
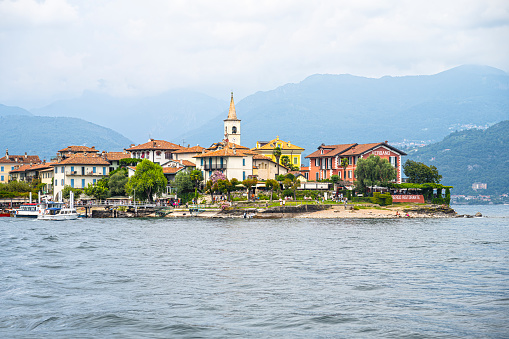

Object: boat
[0,209,12,217]
[38,206,79,220]
[13,203,39,218]
[37,191,78,220]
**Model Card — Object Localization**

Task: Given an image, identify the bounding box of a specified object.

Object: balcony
[204,162,227,170]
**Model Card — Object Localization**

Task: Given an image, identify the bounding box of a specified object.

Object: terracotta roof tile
[10,162,54,173]
[103,152,131,161]
[126,139,183,151]
[58,145,99,153]
[173,145,205,154]
[0,155,41,164]
[51,154,110,166]
[162,167,183,174]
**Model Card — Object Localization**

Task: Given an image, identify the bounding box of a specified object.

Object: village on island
[0,93,457,219]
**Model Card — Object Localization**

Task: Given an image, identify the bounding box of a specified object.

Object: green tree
[280,155,291,168]
[242,178,258,201]
[109,168,129,196]
[174,169,195,202]
[265,179,279,200]
[189,169,204,199]
[330,175,340,184]
[119,158,142,167]
[216,178,240,201]
[340,158,349,182]
[125,159,167,202]
[403,160,442,184]
[355,155,397,194]
[61,185,82,200]
[272,146,282,176]
[84,179,109,200]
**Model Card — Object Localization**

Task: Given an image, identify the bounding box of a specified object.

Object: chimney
[25,152,27,158]
[92,146,95,149]
[188,144,190,148]
[130,144,135,148]
[384,140,388,144]
[5,149,8,159]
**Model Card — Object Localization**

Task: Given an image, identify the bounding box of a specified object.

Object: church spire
[226,92,237,120]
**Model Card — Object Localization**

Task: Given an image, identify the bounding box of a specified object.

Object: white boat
[37,191,78,221]
[38,207,79,220]
[13,203,39,218]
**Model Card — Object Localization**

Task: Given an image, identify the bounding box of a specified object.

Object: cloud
[0,0,508,107]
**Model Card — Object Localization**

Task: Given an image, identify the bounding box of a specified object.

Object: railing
[204,163,227,170]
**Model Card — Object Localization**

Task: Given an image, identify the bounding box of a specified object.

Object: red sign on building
[392,195,425,203]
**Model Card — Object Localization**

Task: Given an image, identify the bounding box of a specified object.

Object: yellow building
[252,136,305,169]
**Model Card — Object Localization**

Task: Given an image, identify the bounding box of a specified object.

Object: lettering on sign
[372,150,391,156]
[392,195,425,203]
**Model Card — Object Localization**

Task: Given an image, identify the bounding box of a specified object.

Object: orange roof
[10,162,53,173]
[0,154,41,164]
[58,145,99,153]
[176,160,196,167]
[206,141,250,151]
[306,144,356,158]
[51,154,110,166]
[306,142,406,158]
[173,145,205,154]
[103,152,130,161]
[341,143,382,156]
[126,139,183,151]
[162,167,184,174]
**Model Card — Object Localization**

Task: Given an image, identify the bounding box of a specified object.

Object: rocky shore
[84,203,466,219]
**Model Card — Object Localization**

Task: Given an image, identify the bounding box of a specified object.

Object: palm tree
[273,146,282,177]
[340,158,349,184]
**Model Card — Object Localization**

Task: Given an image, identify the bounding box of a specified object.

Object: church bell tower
[224,92,241,145]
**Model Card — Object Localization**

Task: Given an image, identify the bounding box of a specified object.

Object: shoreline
[96,203,459,219]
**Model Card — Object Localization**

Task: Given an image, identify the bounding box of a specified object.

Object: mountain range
[406,120,509,195]
[2,64,508,169]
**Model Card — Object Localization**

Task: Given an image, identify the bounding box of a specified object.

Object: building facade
[252,136,305,169]
[0,149,41,184]
[51,154,110,198]
[224,93,241,145]
[127,139,183,165]
[306,142,406,184]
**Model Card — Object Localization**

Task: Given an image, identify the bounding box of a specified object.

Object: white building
[127,139,183,165]
[51,154,110,198]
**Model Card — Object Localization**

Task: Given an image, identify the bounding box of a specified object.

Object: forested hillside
[0,115,132,161]
[406,121,509,195]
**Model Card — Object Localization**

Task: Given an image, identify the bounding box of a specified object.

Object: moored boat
[13,203,39,218]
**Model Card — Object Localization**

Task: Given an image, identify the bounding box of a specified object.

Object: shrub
[370,192,392,206]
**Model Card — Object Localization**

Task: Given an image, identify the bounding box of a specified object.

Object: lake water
[1,205,508,338]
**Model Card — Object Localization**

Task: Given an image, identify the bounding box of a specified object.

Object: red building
[305,141,406,184]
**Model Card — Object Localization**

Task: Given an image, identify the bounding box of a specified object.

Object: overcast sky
[1,0,508,108]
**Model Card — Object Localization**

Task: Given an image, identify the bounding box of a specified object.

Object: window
[93,179,96,184]
[316,172,319,180]
[243,159,245,166]
[243,171,246,180]
[232,126,237,134]
[55,179,57,186]
[93,167,96,173]
[315,159,319,167]
[61,179,64,186]
[156,151,161,156]
[61,166,64,173]
[293,157,298,164]
[390,156,397,167]
[201,158,203,166]
[11,166,14,171]
[71,179,74,188]
[71,166,74,173]
[103,167,106,175]
[165,152,172,159]
[0,166,3,172]
[82,179,85,188]
[1,175,3,181]
[348,170,352,179]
